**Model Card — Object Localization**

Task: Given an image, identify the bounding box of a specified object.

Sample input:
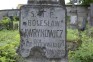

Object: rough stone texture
[17,56,68,62]
[90,4,93,26]
[27,0,58,4]
[18,3,67,62]
[19,4,66,57]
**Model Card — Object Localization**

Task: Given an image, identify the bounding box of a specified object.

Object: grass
[0,30,20,62]
[0,30,20,46]
[67,29,79,42]
[0,29,82,62]
[0,29,79,61]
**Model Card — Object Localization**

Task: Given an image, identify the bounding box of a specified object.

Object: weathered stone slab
[90,4,93,26]
[18,4,67,62]
[90,4,93,17]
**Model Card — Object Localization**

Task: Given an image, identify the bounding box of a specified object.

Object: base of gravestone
[17,56,68,62]
[17,53,67,62]
[17,47,68,62]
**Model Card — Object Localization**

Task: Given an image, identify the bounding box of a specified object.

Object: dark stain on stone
[27,46,46,58]
[23,22,27,26]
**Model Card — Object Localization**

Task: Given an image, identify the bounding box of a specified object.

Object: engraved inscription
[20,5,66,58]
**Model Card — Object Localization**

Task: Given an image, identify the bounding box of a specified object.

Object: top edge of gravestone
[27,0,66,6]
[27,0,59,4]
[20,4,66,10]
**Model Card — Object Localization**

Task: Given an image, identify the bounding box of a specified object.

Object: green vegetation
[80,0,93,5]
[0,30,20,62]
[0,16,19,30]
[68,28,93,62]
[0,28,93,62]
[0,17,11,30]
[68,0,93,5]
[67,29,79,42]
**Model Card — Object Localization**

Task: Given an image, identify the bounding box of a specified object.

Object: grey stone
[18,0,67,62]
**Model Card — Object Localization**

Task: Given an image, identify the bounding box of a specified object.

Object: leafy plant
[80,0,93,5]
[0,30,20,62]
[69,29,93,62]
[67,29,79,42]
[0,17,11,30]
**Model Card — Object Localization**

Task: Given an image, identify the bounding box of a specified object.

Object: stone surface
[18,1,67,62]
[19,4,66,58]
[27,0,58,4]
[90,4,93,26]
[17,56,67,62]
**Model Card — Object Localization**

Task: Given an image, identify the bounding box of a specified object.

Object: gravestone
[90,4,93,26]
[70,16,77,29]
[18,0,67,62]
[70,16,77,24]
